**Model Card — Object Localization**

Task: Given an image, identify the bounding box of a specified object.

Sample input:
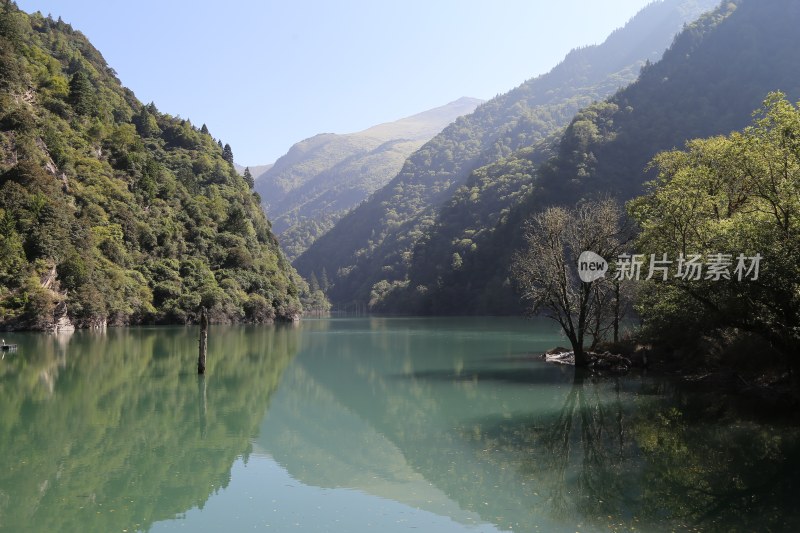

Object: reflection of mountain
[254,318,800,532]
[0,326,299,533]
[255,364,487,525]
[256,318,574,531]
[8,319,795,532]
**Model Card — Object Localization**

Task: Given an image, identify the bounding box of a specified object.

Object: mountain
[394,0,800,315]
[255,97,482,260]
[235,162,273,179]
[0,5,304,329]
[294,0,719,307]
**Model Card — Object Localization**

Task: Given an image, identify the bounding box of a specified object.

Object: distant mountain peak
[355,97,485,142]
[252,98,482,260]
[294,0,719,308]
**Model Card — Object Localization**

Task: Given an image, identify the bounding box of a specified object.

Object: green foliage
[631,93,800,370]
[0,4,302,329]
[399,0,800,315]
[295,0,718,310]
[387,146,545,314]
[222,143,233,164]
[132,104,161,138]
[68,69,93,115]
[0,2,23,89]
[243,166,254,188]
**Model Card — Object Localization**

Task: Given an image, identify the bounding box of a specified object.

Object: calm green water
[1,317,798,532]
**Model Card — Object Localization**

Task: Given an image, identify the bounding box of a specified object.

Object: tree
[222,143,234,164]
[309,272,319,292]
[200,123,209,135]
[132,106,160,138]
[512,198,628,366]
[630,92,800,378]
[243,166,254,189]
[0,1,21,47]
[68,70,94,116]
[0,4,304,330]
[320,267,330,292]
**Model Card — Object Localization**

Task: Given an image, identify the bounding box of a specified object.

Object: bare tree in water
[512,198,629,366]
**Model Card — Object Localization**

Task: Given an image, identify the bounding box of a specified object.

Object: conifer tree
[321,267,330,292]
[222,143,234,164]
[68,70,93,115]
[243,166,254,188]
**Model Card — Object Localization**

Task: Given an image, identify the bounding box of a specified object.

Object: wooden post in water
[198,307,208,374]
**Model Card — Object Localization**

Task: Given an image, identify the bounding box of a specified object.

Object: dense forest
[0,2,313,330]
[294,0,718,308]
[631,91,800,376]
[367,0,800,315]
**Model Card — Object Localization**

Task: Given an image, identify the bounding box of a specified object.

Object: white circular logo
[577,251,608,283]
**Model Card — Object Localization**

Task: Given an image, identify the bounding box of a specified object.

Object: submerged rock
[541,347,632,374]
[544,350,575,365]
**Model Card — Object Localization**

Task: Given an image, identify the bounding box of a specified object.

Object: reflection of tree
[528,371,630,524]
[280,318,800,531]
[632,394,800,532]
[0,326,298,532]
[477,372,800,532]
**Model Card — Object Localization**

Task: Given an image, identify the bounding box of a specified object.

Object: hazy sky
[16,0,653,165]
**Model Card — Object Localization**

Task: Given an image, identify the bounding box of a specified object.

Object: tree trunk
[567,328,589,368]
[198,307,208,375]
[574,346,590,367]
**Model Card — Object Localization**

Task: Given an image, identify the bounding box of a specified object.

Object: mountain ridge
[255,97,483,260]
[394,0,800,315]
[294,0,719,307]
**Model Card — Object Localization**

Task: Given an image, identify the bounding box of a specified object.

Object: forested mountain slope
[255,97,482,261]
[0,4,303,329]
[398,0,800,314]
[295,0,718,306]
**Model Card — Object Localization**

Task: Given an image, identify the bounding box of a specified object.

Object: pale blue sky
[16,0,653,165]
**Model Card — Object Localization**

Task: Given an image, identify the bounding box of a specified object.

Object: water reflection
[0,326,298,532]
[630,385,800,531]
[257,318,800,532]
[456,371,800,531]
[2,318,799,532]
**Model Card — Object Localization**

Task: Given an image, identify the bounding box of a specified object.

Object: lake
[1,317,798,532]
